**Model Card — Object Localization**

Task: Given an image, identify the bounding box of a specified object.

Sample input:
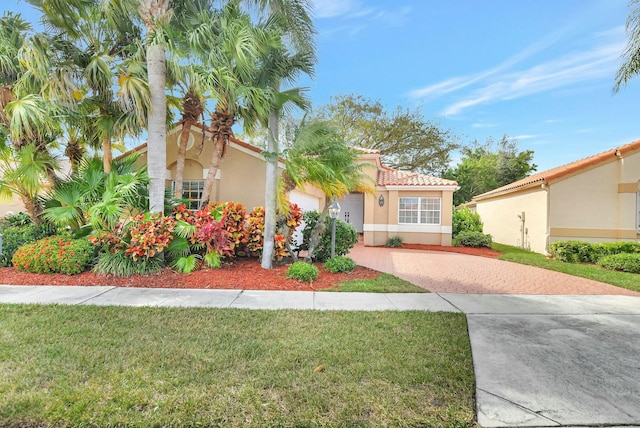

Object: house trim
[364,223,452,234]
[550,227,638,239]
[386,185,459,191]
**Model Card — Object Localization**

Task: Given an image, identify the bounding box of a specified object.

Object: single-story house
[471,139,640,254]
[126,124,459,247]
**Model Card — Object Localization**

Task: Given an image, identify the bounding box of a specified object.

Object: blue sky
[2,0,639,172]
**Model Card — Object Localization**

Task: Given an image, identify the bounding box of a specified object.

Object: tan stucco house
[124,124,458,247]
[352,148,459,246]
[1,122,459,247]
[471,139,640,254]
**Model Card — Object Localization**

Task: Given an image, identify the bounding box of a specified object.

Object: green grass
[0,304,474,427]
[328,273,427,293]
[493,243,640,293]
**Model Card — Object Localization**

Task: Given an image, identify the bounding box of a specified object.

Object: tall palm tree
[139,0,172,213]
[280,120,373,262]
[191,1,275,208]
[615,0,640,92]
[250,1,315,269]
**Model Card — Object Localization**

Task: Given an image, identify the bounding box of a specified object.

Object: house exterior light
[378,195,385,207]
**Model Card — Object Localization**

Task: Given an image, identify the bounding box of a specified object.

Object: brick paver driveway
[349,244,639,295]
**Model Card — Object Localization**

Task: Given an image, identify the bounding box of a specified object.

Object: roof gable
[474,139,640,200]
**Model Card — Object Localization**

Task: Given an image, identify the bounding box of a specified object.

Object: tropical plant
[167,203,233,273]
[286,260,318,282]
[253,0,316,269]
[300,210,359,262]
[12,235,94,275]
[614,0,640,92]
[94,249,165,276]
[452,206,484,238]
[323,256,356,273]
[455,231,492,248]
[0,223,53,266]
[0,143,59,224]
[43,155,149,237]
[386,236,403,248]
[279,120,373,261]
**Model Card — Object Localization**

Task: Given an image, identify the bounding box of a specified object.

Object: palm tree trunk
[200,134,225,208]
[174,121,193,199]
[304,195,330,262]
[21,195,42,225]
[102,136,112,174]
[261,108,279,269]
[146,43,167,213]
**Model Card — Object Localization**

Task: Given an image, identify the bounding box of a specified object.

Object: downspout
[542,182,550,254]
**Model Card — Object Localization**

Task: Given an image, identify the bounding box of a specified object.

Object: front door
[339,193,364,233]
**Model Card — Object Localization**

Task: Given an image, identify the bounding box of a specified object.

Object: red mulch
[0,245,501,290]
[375,243,502,259]
[0,258,380,291]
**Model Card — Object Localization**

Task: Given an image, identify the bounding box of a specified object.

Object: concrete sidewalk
[0,285,459,311]
[3,285,640,427]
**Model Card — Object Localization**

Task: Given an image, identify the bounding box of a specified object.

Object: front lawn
[0,305,475,427]
[494,243,640,293]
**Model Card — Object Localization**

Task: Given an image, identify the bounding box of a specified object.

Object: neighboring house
[351,148,459,246]
[471,139,640,254]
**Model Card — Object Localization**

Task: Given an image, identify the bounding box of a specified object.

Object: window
[173,180,204,210]
[398,197,441,224]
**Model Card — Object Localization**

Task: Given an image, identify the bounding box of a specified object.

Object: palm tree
[139,0,171,213]
[615,0,640,91]
[191,1,275,208]
[280,120,373,261]
[251,1,316,269]
[0,144,59,224]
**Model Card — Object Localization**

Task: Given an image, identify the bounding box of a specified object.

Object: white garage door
[289,190,321,248]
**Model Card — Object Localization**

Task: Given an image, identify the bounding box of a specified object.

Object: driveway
[349,245,640,426]
[348,244,639,295]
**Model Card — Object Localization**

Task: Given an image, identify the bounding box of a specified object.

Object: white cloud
[512,134,540,140]
[472,122,498,128]
[441,38,624,116]
[313,0,356,18]
[313,1,411,33]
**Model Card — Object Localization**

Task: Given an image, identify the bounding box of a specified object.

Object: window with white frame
[173,180,204,210]
[398,197,441,225]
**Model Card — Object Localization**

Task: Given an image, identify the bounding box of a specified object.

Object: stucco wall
[364,188,455,246]
[549,154,639,242]
[476,187,549,254]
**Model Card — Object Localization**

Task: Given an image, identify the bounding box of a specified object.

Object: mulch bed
[0,245,500,290]
[0,258,380,291]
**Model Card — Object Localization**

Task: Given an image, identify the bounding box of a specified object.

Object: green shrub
[455,231,492,248]
[12,236,94,275]
[0,212,33,229]
[452,206,483,238]
[94,250,164,276]
[300,211,358,262]
[592,241,640,260]
[548,240,597,263]
[286,261,319,282]
[324,256,356,273]
[597,253,640,273]
[0,224,54,267]
[386,236,403,248]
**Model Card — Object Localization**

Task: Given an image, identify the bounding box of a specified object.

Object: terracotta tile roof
[474,139,640,200]
[352,146,381,154]
[377,165,458,187]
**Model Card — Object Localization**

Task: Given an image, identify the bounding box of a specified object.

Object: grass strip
[0,304,473,427]
[494,243,640,293]
[327,273,427,293]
